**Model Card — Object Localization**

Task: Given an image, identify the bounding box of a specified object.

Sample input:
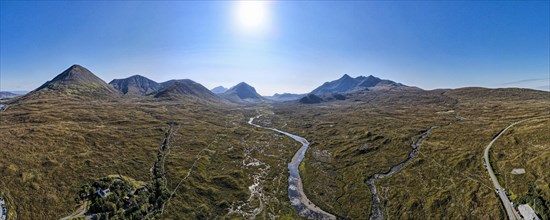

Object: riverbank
[249,115,336,220]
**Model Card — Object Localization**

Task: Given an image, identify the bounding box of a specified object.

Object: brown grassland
[0,87,548,219]
[0,91,300,219]
[492,117,550,218]
[268,88,549,219]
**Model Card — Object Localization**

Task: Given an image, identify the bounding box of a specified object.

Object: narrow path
[483,116,547,220]
[59,201,87,220]
[248,115,337,220]
[165,135,219,207]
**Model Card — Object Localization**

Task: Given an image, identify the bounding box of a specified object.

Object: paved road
[483,118,541,220]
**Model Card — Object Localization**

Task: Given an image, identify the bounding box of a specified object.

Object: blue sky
[1,1,549,95]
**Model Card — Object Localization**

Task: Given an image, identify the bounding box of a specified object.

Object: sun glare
[235,1,270,34]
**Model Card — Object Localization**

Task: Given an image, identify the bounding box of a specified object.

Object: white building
[518,204,540,220]
[97,188,111,198]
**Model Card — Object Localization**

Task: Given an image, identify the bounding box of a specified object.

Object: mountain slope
[298,93,346,104]
[311,74,413,95]
[299,94,323,104]
[152,79,220,101]
[160,79,199,88]
[30,64,120,97]
[109,75,161,95]
[220,82,268,103]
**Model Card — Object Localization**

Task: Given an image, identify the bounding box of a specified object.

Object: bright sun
[235,1,270,34]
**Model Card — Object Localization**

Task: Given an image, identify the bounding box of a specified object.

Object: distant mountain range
[7,64,426,105]
[220,82,268,103]
[266,75,414,103]
[310,74,413,95]
[109,75,223,100]
[264,93,305,101]
[109,75,162,96]
[211,86,228,94]
[0,91,21,99]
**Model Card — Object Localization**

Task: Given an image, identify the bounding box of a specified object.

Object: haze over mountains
[8,64,545,107]
[0,91,20,99]
[264,93,306,101]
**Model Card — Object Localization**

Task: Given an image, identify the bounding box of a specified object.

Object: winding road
[483,117,543,220]
[248,115,336,220]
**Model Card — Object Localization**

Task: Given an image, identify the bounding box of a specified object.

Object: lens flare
[234,1,270,34]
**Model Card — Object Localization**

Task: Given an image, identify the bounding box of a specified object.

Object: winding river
[248,115,336,220]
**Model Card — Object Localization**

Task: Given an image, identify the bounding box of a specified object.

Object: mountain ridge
[109,75,162,96]
[152,79,220,102]
[31,64,120,97]
[0,91,20,99]
[211,86,228,94]
[220,82,268,103]
[311,74,414,95]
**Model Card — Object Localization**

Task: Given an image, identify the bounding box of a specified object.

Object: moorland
[0,65,548,219]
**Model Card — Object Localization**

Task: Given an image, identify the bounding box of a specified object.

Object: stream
[367,116,464,220]
[366,126,436,220]
[248,115,336,220]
